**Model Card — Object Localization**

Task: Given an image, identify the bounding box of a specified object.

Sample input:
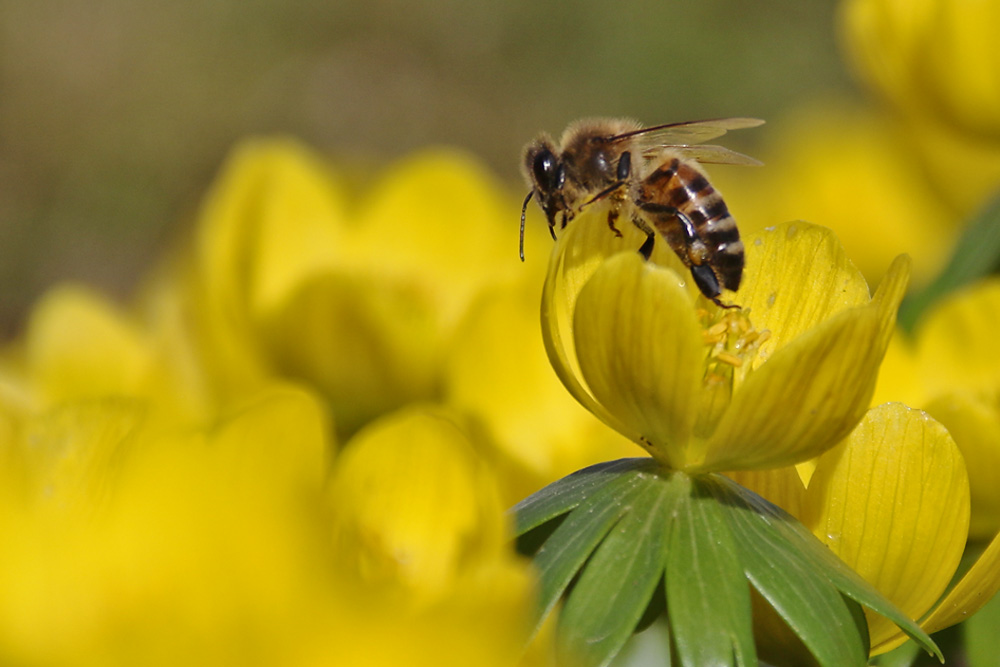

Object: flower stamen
[714,351,743,368]
[699,309,769,383]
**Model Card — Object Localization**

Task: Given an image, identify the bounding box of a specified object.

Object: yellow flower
[713,103,958,290]
[164,137,630,497]
[443,279,635,503]
[0,379,540,666]
[542,208,907,472]
[875,278,1000,540]
[324,405,540,667]
[732,401,975,655]
[0,386,334,665]
[0,284,211,427]
[840,0,1000,141]
[184,139,523,436]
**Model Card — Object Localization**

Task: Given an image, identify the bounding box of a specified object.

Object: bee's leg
[636,203,710,265]
[617,151,632,181]
[637,203,699,247]
[629,216,657,260]
[690,265,725,306]
[607,208,623,237]
[638,233,655,260]
[635,203,739,308]
[548,221,557,241]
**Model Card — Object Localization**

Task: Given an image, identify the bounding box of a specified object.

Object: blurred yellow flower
[443,279,635,503]
[714,103,958,290]
[325,406,539,667]
[875,278,1000,540]
[542,209,907,472]
[904,113,1000,216]
[841,0,1000,141]
[0,283,211,428]
[0,386,334,665]
[184,139,522,436]
[0,382,542,666]
[0,141,605,665]
[154,137,632,497]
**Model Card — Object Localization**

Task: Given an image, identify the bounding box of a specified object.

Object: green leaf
[511,458,653,536]
[709,474,942,664]
[557,470,678,667]
[529,461,657,634]
[513,465,942,666]
[898,192,1000,332]
[666,475,756,667]
[719,475,939,660]
[707,475,870,666]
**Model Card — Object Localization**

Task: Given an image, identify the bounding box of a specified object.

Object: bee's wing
[650,144,763,166]
[609,117,764,147]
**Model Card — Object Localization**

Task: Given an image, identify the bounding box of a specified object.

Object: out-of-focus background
[1,0,851,337]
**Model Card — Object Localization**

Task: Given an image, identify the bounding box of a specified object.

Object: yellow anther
[715,352,743,368]
[706,321,728,338]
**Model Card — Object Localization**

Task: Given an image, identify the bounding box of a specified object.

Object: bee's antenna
[519,190,534,262]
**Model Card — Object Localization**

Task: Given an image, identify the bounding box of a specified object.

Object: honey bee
[520,117,763,308]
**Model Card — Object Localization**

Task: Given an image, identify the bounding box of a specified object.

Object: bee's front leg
[607,209,623,238]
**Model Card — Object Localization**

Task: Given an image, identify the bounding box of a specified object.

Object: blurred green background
[0,0,850,337]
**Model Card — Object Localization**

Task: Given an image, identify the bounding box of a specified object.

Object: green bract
[513,460,939,666]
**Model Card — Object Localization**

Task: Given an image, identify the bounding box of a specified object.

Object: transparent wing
[656,144,763,166]
[609,117,764,148]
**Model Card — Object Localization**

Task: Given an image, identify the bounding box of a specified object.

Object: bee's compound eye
[532,149,561,191]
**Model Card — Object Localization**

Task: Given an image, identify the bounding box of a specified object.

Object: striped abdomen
[634,157,744,294]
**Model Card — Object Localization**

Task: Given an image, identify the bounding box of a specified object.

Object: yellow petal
[725,466,807,520]
[573,252,703,466]
[194,138,347,323]
[736,222,872,370]
[841,0,1000,140]
[210,384,331,493]
[714,105,957,289]
[540,205,691,446]
[916,278,1000,399]
[0,390,340,664]
[907,114,1000,216]
[188,139,349,405]
[912,530,1000,640]
[347,150,520,329]
[260,274,440,436]
[106,412,337,664]
[26,285,155,405]
[871,328,922,408]
[443,279,634,501]
[16,399,147,508]
[133,268,217,426]
[705,306,880,470]
[925,392,1000,540]
[327,405,509,600]
[705,253,909,471]
[802,403,969,652]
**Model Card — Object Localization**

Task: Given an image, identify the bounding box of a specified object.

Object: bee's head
[522,136,567,225]
[519,136,568,261]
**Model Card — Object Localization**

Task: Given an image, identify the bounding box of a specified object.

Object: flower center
[700,307,770,380]
[693,307,770,436]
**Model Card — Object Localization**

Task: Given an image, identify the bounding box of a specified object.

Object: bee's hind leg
[691,264,740,309]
